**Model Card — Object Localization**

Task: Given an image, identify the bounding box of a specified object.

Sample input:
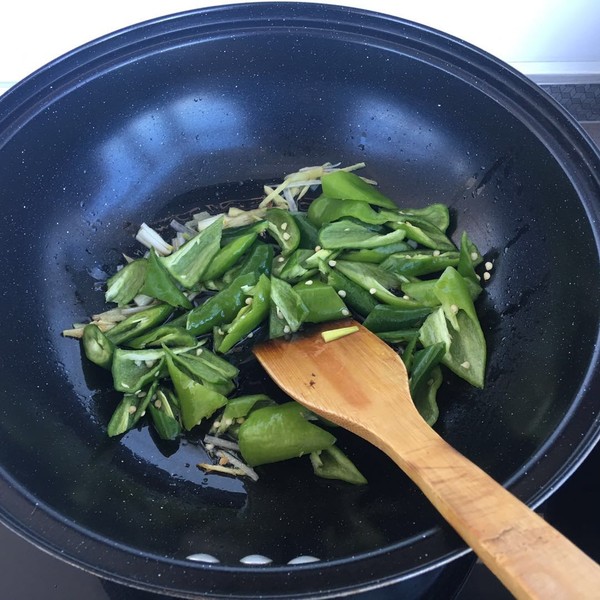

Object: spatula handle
[385,428,600,599]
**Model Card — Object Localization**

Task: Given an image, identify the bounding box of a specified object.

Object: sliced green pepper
[319,220,406,250]
[105,259,148,307]
[127,325,196,349]
[334,260,417,308]
[340,241,412,264]
[310,445,367,485]
[272,248,316,283]
[266,208,301,256]
[186,271,257,336]
[383,203,450,233]
[82,324,115,369]
[215,274,271,353]
[107,380,157,437]
[326,268,378,317]
[321,170,397,209]
[141,248,192,309]
[166,346,239,386]
[106,304,174,346]
[269,276,310,338]
[148,387,182,440]
[307,195,388,228]
[457,231,483,288]
[201,230,259,282]
[387,219,456,251]
[380,250,460,277]
[362,304,432,333]
[165,353,228,430]
[293,280,349,323]
[376,329,420,344]
[111,348,166,393]
[411,365,443,426]
[215,394,276,435]
[237,402,336,467]
[293,213,320,249]
[419,267,486,388]
[161,216,223,288]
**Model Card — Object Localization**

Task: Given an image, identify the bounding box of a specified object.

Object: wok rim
[0,2,599,598]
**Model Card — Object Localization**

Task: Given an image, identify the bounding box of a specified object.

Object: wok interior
[0,9,598,592]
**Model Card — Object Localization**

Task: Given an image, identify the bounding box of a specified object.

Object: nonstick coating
[0,3,599,598]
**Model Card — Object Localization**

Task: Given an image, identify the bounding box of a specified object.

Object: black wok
[0,3,599,598]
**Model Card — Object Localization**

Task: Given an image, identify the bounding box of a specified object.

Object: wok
[0,3,599,598]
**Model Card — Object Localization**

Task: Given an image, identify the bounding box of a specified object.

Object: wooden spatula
[253,319,600,600]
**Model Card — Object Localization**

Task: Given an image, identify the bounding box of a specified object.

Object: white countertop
[2,0,600,95]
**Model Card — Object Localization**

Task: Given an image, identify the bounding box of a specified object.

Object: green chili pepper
[307,195,388,228]
[107,380,157,437]
[220,220,268,244]
[293,280,349,323]
[319,220,406,250]
[201,230,259,282]
[106,304,174,346]
[161,216,223,288]
[382,203,450,233]
[272,248,317,283]
[310,445,367,485]
[140,248,192,309]
[266,208,301,256]
[269,276,310,338]
[387,219,456,251]
[127,325,196,349]
[411,365,443,426]
[215,274,271,353]
[293,213,320,250]
[148,387,182,440]
[334,260,418,308]
[340,241,412,264]
[326,268,378,317]
[186,271,258,336]
[228,241,273,281]
[165,352,228,430]
[362,304,432,333]
[166,345,239,386]
[82,324,115,369]
[375,329,420,344]
[105,259,148,307]
[402,276,481,306]
[400,333,419,372]
[237,402,336,467]
[457,231,483,287]
[111,348,166,393]
[380,250,460,277]
[215,394,276,435]
[321,170,397,209]
[409,342,446,398]
[419,267,486,388]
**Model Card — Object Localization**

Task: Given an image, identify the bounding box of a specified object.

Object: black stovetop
[1,83,599,600]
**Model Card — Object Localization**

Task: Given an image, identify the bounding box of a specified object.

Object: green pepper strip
[307,195,389,228]
[237,402,336,467]
[165,352,228,430]
[106,303,174,346]
[127,325,196,349]
[141,248,193,309]
[269,276,310,338]
[215,394,276,435]
[105,259,148,307]
[148,387,182,440]
[266,208,301,256]
[272,248,317,283]
[326,268,378,317]
[363,304,432,333]
[320,170,397,209]
[340,241,412,264]
[310,446,367,485]
[161,216,223,288]
[201,230,259,282]
[293,213,320,250]
[82,324,115,369]
[380,250,460,277]
[216,273,271,353]
[186,271,258,336]
[319,220,406,250]
[293,280,349,323]
[107,380,158,437]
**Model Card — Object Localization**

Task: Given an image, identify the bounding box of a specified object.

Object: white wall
[1,0,600,93]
